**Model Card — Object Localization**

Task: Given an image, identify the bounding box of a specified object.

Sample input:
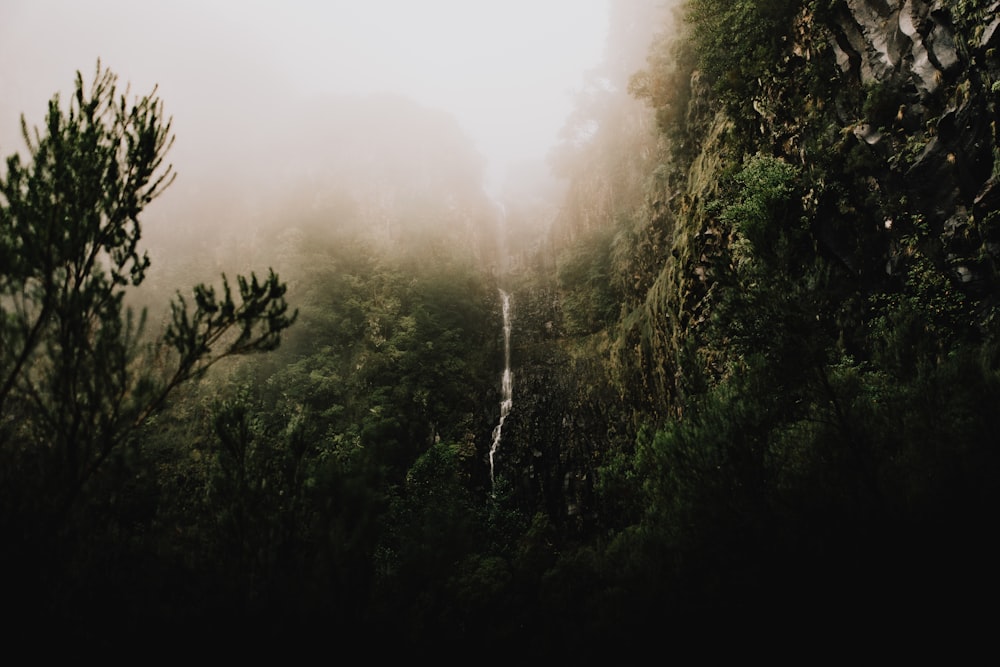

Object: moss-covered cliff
[499,0,1000,639]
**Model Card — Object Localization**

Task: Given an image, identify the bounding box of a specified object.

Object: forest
[2,0,999,658]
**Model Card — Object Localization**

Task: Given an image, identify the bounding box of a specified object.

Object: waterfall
[489,289,512,492]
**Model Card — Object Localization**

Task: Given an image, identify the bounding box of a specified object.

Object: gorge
[2,0,999,658]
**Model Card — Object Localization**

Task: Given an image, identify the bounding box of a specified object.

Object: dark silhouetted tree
[0,62,296,623]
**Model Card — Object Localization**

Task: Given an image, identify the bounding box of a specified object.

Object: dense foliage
[3,0,1000,657]
[0,62,297,649]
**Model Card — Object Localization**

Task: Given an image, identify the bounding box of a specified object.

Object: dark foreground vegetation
[3,0,999,658]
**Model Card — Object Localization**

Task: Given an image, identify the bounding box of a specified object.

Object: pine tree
[0,62,296,612]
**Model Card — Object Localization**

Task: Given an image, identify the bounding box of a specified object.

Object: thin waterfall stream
[489,289,512,493]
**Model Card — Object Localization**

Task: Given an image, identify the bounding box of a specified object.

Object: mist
[1,1,608,206]
[1,0,616,319]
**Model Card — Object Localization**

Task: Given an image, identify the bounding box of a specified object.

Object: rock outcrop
[827,0,1000,291]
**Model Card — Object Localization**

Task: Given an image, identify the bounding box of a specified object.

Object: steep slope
[615,0,1000,416]
[503,0,1000,631]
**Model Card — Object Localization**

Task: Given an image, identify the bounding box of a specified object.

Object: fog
[1,0,613,303]
[0,1,608,195]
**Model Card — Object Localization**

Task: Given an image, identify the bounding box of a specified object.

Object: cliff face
[497,0,1000,531]
[828,0,1000,292]
[639,0,1000,394]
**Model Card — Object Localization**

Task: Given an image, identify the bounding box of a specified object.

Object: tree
[0,62,296,548]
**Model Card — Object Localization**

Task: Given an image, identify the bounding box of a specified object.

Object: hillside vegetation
[2,0,998,657]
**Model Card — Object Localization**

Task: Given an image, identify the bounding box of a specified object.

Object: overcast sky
[0,0,610,194]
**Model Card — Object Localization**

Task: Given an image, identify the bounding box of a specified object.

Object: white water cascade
[489,289,513,492]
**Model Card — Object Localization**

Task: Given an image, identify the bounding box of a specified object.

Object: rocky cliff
[496,0,1000,536]
[828,0,1000,292]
